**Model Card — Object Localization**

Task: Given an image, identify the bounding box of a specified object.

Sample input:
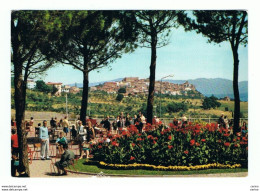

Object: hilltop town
[24,77,200,97]
[90,77,199,96]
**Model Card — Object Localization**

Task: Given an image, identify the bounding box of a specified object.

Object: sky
[41,25,248,85]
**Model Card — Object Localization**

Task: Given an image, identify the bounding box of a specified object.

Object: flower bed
[91,123,248,168]
[98,161,241,171]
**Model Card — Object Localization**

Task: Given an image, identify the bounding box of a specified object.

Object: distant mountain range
[68,78,248,101]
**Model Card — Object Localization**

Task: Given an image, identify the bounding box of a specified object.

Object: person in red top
[11,129,19,157]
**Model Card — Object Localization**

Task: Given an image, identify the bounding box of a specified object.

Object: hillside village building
[46,82,62,96]
[92,77,196,96]
[27,79,36,89]
[69,86,80,94]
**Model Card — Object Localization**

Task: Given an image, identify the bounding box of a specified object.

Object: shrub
[92,123,248,167]
[116,94,124,102]
[202,96,221,109]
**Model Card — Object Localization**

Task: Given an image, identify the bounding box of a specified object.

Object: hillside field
[11,89,248,120]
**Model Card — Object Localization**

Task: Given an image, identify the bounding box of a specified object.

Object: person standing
[135,118,143,133]
[140,114,146,125]
[181,114,188,127]
[11,129,19,157]
[77,121,87,159]
[103,116,111,131]
[224,116,229,129]
[62,116,70,136]
[218,114,225,127]
[29,117,34,131]
[50,117,57,129]
[39,120,50,160]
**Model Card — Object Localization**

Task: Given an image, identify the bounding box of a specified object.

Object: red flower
[147,135,153,139]
[242,137,248,141]
[237,137,241,140]
[161,131,164,135]
[130,156,135,160]
[137,137,142,141]
[223,133,229,137]
[190,139,195,146]
[168,135,172,140]
[184,150,189,155]
[240,141,247,145]
[224,142,230,147]
[201,139,206,142]
[195,142,200,146]
[168,145,173,149]
[98,145,102,149]
[111,141,119,147]
[153,140,157,145]
[236,132,241,136]
[234,144,238,148]
[233,138,237,142]
[131,143,136,147]
[122,131,127,136]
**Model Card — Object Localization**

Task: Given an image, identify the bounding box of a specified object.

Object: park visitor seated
[55,144,75,175]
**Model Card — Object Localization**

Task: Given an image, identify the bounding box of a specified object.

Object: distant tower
[75,82,77,87]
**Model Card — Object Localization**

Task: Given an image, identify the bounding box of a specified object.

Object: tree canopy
[48,11,138,124]
[202,95,221,110]
[11,10,57,177]
[192,10,248,132]
[130,10,190,123]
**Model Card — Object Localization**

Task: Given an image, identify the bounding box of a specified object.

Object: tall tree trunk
[14,64,30,177]
[146,35,157,124]
[232,48,240,133]
[80,63,89,125]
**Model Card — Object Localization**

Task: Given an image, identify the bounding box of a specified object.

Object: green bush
[92,123,248,167]
[202,96,221,109]
[116,94,124,102]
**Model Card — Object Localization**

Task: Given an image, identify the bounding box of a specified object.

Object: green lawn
[72,159,248,176]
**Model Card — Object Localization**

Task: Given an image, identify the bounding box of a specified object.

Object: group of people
[99,111,148,133]
[50,116,70,136]
[38,119,75,175]
[218,114,248,135]
[218,114,232,129]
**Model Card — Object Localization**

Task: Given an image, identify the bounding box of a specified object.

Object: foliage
[118,87,126,94]
[192,10,248,132]
[202,96,221,110]
[35,80,51,93]
[167,102,188,113]
[130,10,191,123]
[48,11,138,123]
[92,123,248,167]
[116,93,124,102]
[11,10,57,176]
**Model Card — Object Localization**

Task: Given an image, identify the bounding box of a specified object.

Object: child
[11,155,19,177]
[56,132,68,157]
[82,138,96,159]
